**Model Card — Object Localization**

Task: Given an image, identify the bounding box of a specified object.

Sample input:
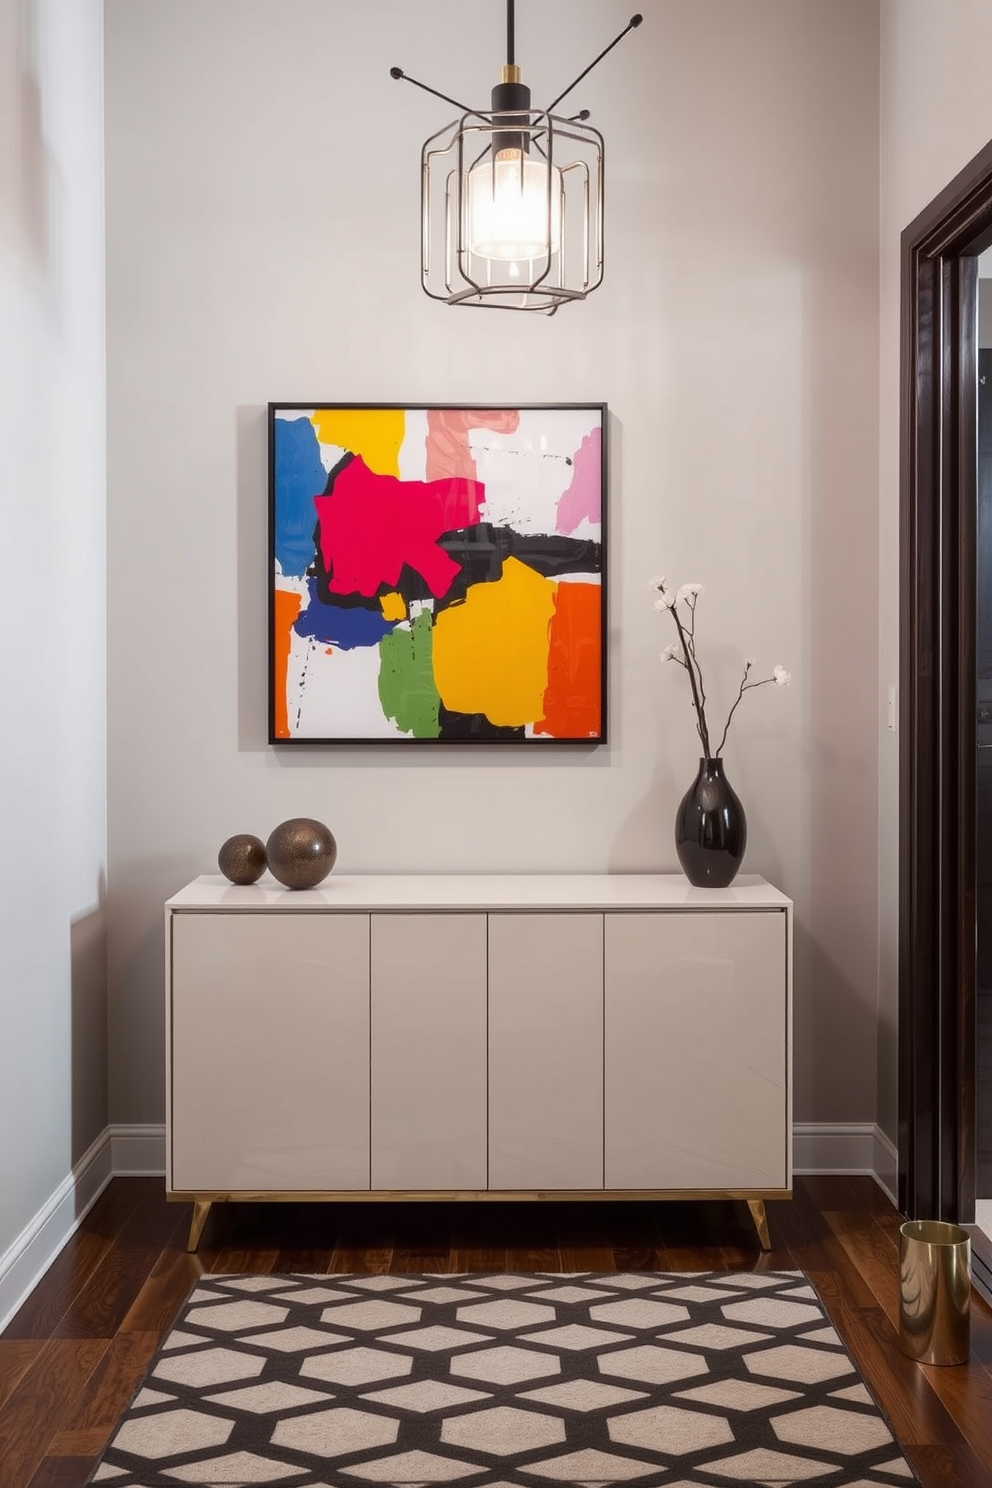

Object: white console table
[165,873,792,1251]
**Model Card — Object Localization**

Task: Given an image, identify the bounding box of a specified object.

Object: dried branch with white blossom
[650,576,790,758]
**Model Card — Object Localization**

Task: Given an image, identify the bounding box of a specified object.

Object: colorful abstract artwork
[269,403,606,743]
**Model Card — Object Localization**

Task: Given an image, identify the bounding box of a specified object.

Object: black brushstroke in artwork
[309,520,601,614]
[437,706,526,741]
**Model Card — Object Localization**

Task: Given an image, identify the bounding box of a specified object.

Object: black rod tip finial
[577,108,591,120]
[389,66,404,79]
[630,14,643,25]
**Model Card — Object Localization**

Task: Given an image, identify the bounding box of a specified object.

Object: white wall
[878,3,992,1143]
[0,0,106,1261]
[105,0,880,1131]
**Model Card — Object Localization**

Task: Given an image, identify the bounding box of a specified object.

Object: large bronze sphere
[266,817,337,890]
[217,833,267,885]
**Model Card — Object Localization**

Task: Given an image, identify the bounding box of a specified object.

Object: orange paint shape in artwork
[535,581,602,738]
[273,588,303,737]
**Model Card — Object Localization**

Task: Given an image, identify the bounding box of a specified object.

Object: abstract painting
[269,403,606,743]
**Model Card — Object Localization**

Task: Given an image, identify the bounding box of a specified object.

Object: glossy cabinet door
[604,910,787,1190]
[170,912,370,1191]
[370,913,487,1190]
[488,913,604,1189]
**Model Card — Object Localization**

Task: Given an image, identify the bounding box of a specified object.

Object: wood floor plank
[206,1247,280,1275]
[654,1202,731,1271]
[3,1180,150,1340]
[269,1200,344,1270]
[330,1206,394,1274]
[52,1187,188,1341]
[799,1173,869,1210]
[0,1340,45,1411]
[612,1245,666,1270]
[503,1205,562,1273]
[779,1197,885,1310]
[915,1354,992,1467]
[389,1202,454,1274]
[118,1247,206,1334]
[24,1457,97,1488]
[449,1244,506,1271]
[48,1331,160,1457]
[846,1174,902,1216]
[905,1442,992,1488]
[556,1204,617,1272]
[449,1204,509,1273]
[821,1207,904,1328]
[0,1337,108,1487]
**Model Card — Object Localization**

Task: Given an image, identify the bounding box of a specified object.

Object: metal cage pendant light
[391,3,642,314]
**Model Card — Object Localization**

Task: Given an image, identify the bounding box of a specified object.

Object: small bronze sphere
[265,817,337,890]
[218,833,267,886]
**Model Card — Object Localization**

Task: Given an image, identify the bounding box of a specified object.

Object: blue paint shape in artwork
[274,417,326,578]
[294,579,395,651]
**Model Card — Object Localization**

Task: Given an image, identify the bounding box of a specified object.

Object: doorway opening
[899,140,992,1297]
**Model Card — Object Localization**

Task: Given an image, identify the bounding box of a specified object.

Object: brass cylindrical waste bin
[899,1219,971,1365]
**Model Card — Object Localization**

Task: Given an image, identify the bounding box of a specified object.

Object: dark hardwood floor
[2,1175,992,1488]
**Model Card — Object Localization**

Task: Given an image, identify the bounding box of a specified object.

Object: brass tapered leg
[747,1199,771,1251]
[187,1200,212,1252]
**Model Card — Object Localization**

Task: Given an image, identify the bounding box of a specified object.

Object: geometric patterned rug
[86,1272,919,1487]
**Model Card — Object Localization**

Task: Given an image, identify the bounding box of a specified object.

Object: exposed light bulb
[467,149,562,262]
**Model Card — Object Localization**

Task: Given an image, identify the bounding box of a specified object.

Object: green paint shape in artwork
[378,608,441,738]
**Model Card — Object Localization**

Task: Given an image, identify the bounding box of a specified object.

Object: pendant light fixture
[391,3,642,314]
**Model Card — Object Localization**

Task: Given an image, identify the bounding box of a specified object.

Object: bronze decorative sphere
[266,817,337,890]
[217,833,267,886]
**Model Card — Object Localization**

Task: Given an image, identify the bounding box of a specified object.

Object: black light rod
[545,13,642,115]
[507,0,515,64]
[389,67,483,120]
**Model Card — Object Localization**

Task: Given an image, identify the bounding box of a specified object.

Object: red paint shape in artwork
[534,581,602,738]
[556,427,601,535]
[426,408,520,481]
[314,456,483,599]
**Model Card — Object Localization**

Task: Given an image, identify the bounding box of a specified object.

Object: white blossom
[744,656,756,668]
[648,574,668,592]
[676,582,704,604]
[773,665,791,687]
[661,642,680,662]
[654,592,677,611]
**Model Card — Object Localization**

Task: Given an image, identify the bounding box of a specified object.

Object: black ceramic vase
[675,757,747,888]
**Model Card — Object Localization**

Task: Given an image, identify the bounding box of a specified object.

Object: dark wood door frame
[900,139,992,1221]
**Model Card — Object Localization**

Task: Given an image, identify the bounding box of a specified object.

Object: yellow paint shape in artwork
[432,556,555,727]
[379,591,406,622]
[311,408,405,477]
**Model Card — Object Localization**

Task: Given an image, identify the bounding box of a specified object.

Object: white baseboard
[793,1121,899,1206]
[0,1130,113,1334]
[872,1126,899,1206]
[110,1122,166,1175]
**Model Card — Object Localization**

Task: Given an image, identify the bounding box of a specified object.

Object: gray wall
[0,0,107,1260]
[105,0,881,1130]
[980,279,992,349]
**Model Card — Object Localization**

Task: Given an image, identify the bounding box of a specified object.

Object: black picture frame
[268,402,608,746]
